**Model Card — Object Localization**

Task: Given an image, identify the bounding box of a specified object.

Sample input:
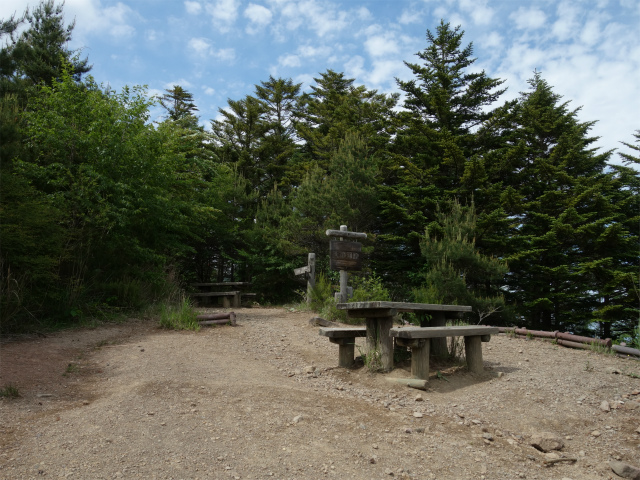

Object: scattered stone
[305,365,316,373]
[415,427,425,433]
[590,430,601,437]
[600,400,611,412]
[544,452,560,460]
[369,456,377,464]
[530,432,564,452]
[308,317,338,327]
[635,426,640,434]
[292,415,302,424]
[384,468,394,475]
[413,412,423,418]
[625,401,639,411]
[482,433,494,441]
[606,367,622,375]
[609,460,640,480]
[414,394,423,402]
[497,372,504,378]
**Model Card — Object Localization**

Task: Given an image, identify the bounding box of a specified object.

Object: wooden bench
[189,291,240,308]
[319,327,367,367]
[390,326,499,380]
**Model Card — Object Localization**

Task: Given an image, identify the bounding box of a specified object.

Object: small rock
[625,401,639,411]
[606,367,622,375]
[415,394,423,402]
[530,432,564,452]
[292,415,302,424]
[609,460,640,480]
[413,412,423,418]
[635,426,640,434]
[600,400,611,412]
[384,468,394,475]
[497,372,504,378]
[482,433,494,441]
[590,430,601,437]
[369,456,377,464]
[305,365,316,373]
[544,452,560,460]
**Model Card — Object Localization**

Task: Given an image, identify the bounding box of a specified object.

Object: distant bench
[190,282,256,308]
[390,326,499,380]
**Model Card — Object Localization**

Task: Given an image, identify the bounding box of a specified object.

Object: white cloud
[480,31,503,50]
[244,3,272,34]
[344,55,365,79]
[188,37,212,55]
[279,0,350,37]
[214,48,235,61]
[398,8,423,25]
[63,0,137,41]
[184,1,202,15]
[459,0,494,26]
[206,0,239,31]
[297,44,331,58]
[278,54,301,67]
[552,2,581,41]
[365,33,400,58]
[188,38,235,61]
[510,7,546,30]
[203,86,216,95]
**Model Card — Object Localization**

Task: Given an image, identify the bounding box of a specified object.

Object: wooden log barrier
[197,312,236,326]
[612,344,640,357]
[556,332,611,348]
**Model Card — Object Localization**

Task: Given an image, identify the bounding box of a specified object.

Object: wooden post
[427,311,449,358]
[339,225,349,303]
[330,338,356,367]
[307,253,316,305]
[464,335,484,373]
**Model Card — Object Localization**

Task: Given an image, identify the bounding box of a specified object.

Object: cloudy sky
[3,0,639,164]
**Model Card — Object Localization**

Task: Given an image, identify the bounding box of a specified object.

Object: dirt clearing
[1,307,639,479]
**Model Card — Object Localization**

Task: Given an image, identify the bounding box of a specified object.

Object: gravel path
[1,307,639,479]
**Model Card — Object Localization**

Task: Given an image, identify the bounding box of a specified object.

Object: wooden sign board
[294,266,310,276]
[330,241,362,271]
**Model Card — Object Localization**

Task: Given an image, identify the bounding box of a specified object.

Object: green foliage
[413,199,509,323]
[0,384,20,398]
[351,274,391,303]
[158,297,200,331]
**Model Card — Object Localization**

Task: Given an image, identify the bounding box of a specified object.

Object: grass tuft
[0,383,20,398]
[158,297,200,331]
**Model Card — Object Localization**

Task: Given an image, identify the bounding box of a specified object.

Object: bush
[158,297,199,331]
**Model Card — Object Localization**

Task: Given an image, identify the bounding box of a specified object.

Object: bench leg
[222,296,231,308]
[464,335,484,374]
[411,340,430,380]
[424,311,449,358]
[232,292,240,308]
[330,338,356,368]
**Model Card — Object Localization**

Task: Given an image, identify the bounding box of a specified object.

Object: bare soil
[1,307,639,480]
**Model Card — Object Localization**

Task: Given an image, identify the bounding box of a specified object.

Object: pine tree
[159,85,199,124]
[493,73,616,332]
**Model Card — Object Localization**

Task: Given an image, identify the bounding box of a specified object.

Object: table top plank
[337,301,472,313]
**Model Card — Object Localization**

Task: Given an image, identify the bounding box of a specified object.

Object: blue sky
[3,0,639,164]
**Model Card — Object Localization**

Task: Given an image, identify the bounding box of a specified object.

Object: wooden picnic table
[190,282,253,308]
[336,301,472,372]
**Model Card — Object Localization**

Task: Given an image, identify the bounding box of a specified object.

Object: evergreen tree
[159,85,199,124]
[254,76,301,194]
[414,199,509,324]
[492,73,615,332]
[293,70,398,173]
[12,1,91,87]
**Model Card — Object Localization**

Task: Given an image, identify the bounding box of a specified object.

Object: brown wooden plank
[337,301,472,313]
[318,327,367,338]
[390,326,499,339]
[189,291,240,297]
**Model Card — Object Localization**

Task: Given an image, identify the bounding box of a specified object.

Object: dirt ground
[1,306,639,480]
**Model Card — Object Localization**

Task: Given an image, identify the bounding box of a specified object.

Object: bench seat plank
[390,326,498,339]
[319,327,366,338]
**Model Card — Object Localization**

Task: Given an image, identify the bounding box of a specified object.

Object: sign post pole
[307,253,316,304]
[293,253,316,304]
[339,225,349,303]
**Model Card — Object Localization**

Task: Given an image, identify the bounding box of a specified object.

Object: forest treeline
[1,1,638,341]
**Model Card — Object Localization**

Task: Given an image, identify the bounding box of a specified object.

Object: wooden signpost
[293,253,316,304]
[326,225,367,303]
